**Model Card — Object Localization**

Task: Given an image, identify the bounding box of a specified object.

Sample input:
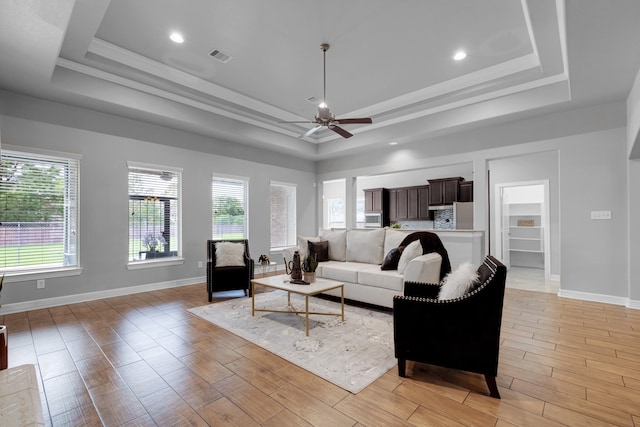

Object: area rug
[188,291,396,393]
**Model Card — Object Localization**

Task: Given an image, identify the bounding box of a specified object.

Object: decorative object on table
[391,223,401,229]
[258,254,270,265]
[188,291,395,393]
[302,254,318,283]
[284,250,307,284]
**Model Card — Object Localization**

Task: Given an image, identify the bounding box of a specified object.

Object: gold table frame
[251,274,344,336]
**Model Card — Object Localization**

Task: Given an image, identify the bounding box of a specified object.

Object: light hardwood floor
[2,277,640,426]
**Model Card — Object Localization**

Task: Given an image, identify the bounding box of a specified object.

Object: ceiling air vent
[208,49,232,63]
[306,96,320,104]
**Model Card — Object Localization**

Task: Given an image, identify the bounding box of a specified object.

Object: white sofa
[288,228,444,308]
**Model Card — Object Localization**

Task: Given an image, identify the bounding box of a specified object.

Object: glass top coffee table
[250,274,344,336]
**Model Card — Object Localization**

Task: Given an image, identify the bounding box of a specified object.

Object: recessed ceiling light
[453,50,467,61]
[170,32,184,44]
[389,141,399,146]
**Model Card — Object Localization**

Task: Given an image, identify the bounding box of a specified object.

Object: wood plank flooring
[2,279,640,426]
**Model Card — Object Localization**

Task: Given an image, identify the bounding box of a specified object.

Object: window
[0,148,80,273]
[270,181,296,249]
[212,175,248,239]
[128,162,181,262]
[322,179,346,229]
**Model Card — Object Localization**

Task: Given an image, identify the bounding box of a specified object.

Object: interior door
[501,188,511,269]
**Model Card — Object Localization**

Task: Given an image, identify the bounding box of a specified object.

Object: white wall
[0,96,317,307]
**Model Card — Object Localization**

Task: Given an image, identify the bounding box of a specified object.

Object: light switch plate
[37,279,45,289]
[591,211,612,220]
[198,261,203,268]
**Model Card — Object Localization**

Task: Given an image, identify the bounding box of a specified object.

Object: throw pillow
[438,262,479,300]
[397,240,422,274]
[380,246,404,270]
[383,228,410,256]
[346,228,386,264]
[308,240,329,262]
[297,235,321,260]
[319,229,347,261]
[215,241,245,267]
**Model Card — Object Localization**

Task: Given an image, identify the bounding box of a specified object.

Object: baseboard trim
[558,289,640,310]
[0,276,205,315]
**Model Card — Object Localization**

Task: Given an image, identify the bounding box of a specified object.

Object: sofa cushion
[319,261,365,283]
[397,240,422,274]
[346,229,386,264]
[380,247,404,270]
[357,265,404,292]
[319,229,347,261]
[308,240,329,262]
[384,228,410,256]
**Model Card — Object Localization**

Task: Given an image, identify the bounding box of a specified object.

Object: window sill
[127,257,185,270]
[2,267,83,283]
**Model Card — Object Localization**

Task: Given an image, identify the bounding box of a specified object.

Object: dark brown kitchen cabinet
[428,177,463,205]
[418,185,431,219]
[388,189,398,221]
[396,188,408,219]
[459,181,474,202]
[389,185,431,221]
[364,188,387,213]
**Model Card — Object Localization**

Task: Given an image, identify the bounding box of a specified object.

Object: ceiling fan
[281,43,373,139]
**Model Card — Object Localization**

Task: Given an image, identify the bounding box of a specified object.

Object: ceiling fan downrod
[321,43,329,108]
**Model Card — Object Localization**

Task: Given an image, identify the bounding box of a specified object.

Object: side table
[257,261,278,277]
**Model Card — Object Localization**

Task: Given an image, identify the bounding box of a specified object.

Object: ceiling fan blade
[333,118,373,125]
[301,125,322,138]
[329,125,353,138]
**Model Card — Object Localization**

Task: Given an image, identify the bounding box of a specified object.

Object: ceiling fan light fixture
[169,32,184,44]
[453,50,467,61]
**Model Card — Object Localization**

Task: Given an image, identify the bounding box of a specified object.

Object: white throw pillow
[346,228,386,264]
[215,241,246,267]
[438,262,479,300]
[384,228,410,256]
[397,240,422,274]
[319,229,347,261]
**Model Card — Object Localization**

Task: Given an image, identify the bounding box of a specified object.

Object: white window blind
[270,182,296,249]
[212,175,248,239]
[0,149,79,272]
[128,163,181,261]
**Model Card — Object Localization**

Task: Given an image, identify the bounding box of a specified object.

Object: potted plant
[302,254,318,283]
[140,233,170,259]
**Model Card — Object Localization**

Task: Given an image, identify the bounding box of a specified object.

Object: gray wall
[0,95,317,307]
[1,92,638,307]
[317,103,635,302]
[489,151,560,276]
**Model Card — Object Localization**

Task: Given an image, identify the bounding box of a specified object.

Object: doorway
[494,181,551,280]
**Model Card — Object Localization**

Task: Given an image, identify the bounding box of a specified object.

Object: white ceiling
[1,0,640,160]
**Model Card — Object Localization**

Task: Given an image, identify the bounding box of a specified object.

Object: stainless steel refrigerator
[454,202,474,229]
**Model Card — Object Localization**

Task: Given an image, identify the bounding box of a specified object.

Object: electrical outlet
[198,261,203,268]
[37,279,45,289]
[591,211,612,220]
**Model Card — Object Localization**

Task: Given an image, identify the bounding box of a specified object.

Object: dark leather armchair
[393,256,507,398]
[206,239,254,301]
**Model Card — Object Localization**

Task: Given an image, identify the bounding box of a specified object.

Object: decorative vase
[303,272,316,283]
